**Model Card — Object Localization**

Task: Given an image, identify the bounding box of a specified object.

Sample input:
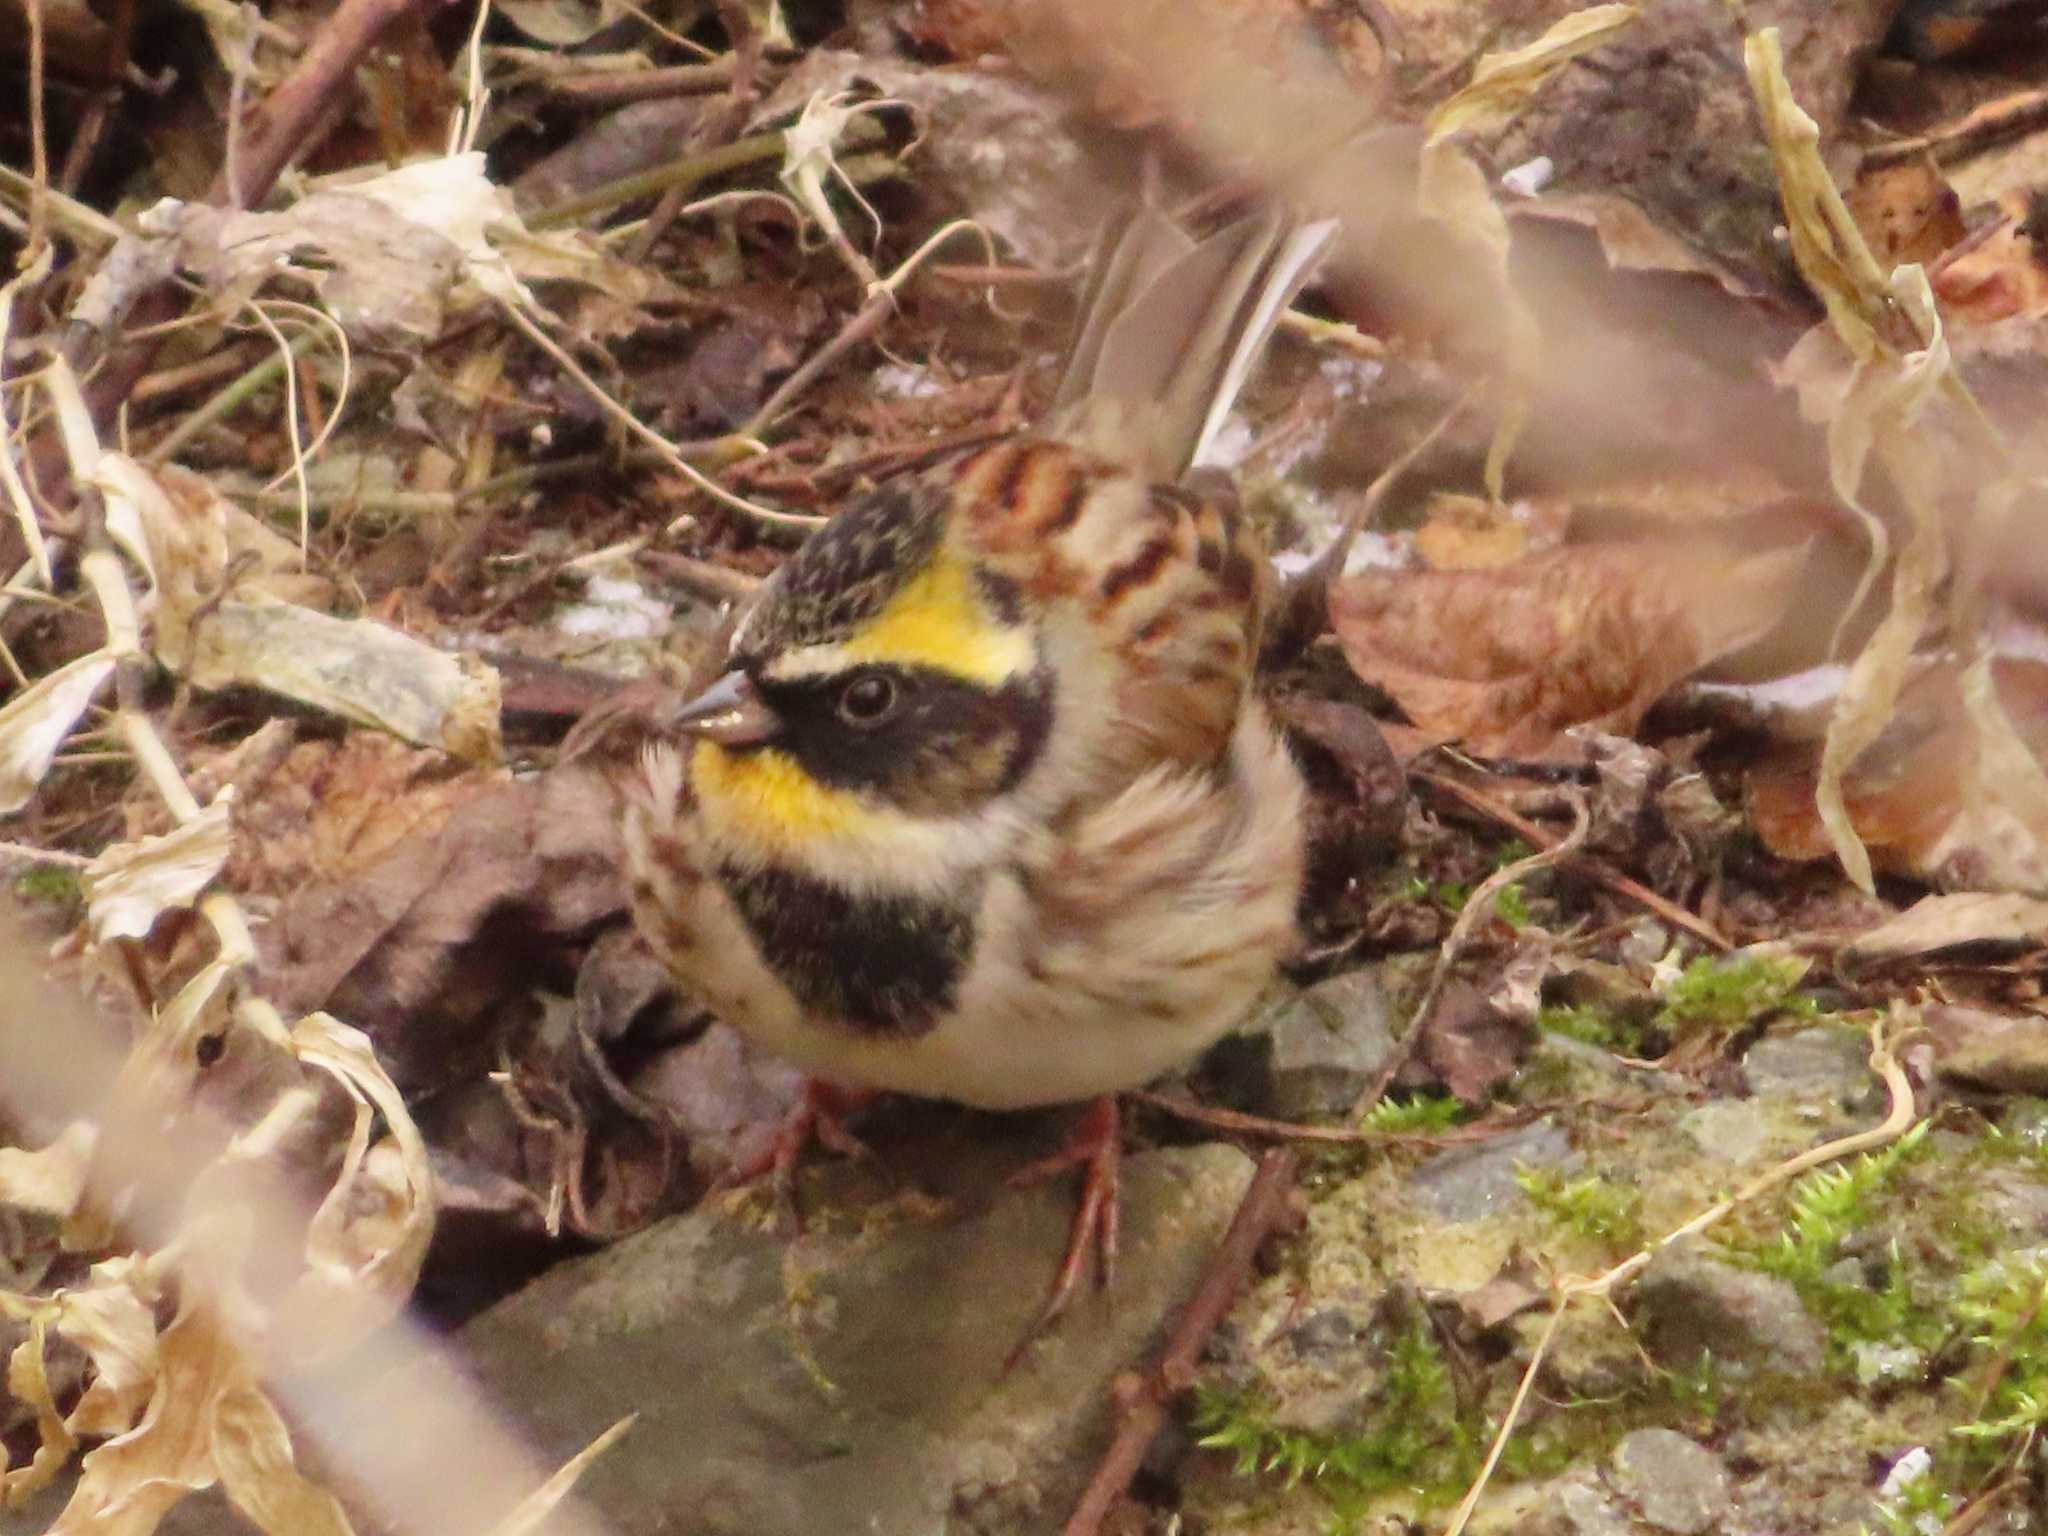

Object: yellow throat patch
[838,554,1033,685]
[691,739,877,855]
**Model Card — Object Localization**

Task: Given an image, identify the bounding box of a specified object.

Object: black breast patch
[717,861,977,1037]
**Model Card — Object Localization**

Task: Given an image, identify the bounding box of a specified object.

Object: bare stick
[1062,1148,1300,1536]
[1414,768,1732,952]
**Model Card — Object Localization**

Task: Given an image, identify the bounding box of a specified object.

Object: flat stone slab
[451,1139,1257,1536]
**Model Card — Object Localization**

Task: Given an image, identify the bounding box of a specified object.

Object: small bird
[623,205,1334,1325]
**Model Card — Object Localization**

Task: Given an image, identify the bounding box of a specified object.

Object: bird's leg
[1007,1094,1122,1337]
[726,1079,877,1223]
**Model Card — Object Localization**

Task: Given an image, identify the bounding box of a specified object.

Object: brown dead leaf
[1510,192,1765,300]
[1413,980,1526,1104]
[1842,891,2048,968]
[1413,493,1532,570]
[226,733,502,900]
[1331,539,1811,756]
[1844,158,1966,270]
[1924,1003,2048,1095]
[263,762,628,1095]
[1748,657,2048,889]
[1934,190,2048,325]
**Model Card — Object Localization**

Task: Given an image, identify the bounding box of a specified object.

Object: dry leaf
[1843,891,2048,966]
[0,1121,97,1219]
[1331,540,1810,755]
[1511,191,1764,299]
[1413,493,1532,570]
[3,1309,78,1501]
[1844,159,1967,270]
[271,1014,435,1368]
[82,793,235,944]
[1933,189,2048,324]
[1748,657,2048,891]
[0,652,116,815]
[1424,4,1640,142]
[92,457,503,763]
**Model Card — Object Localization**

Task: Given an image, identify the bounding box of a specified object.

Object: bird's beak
[665,669,781,746]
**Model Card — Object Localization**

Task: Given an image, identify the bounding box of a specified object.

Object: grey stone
[1536,1032,1686,1095]
[1242,969,1398,1119]
[1928,1006,2048,1096]
[1408,1119,1576,1223]
[1678,1099,1774,1163]
[442,1141,1256,1536]
[1634,1242,1826,1378]
[1608,1428,1731,1535]
[1850,1339,1924,1387]
[1742,1025,1872,1104]
[1549,1476,1635,1536]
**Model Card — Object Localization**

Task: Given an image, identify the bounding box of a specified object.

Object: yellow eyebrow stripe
[839,554,1033,686]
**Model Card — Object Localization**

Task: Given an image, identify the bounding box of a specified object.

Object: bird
[621,204,1335,1329]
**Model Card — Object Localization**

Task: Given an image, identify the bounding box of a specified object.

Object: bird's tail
[1048,206,1337,483]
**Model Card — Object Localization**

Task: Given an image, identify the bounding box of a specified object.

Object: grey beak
[665,669,781,746]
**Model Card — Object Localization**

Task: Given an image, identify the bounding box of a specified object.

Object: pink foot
[728,1080,877,1223]
[1007,1094,1122,1346]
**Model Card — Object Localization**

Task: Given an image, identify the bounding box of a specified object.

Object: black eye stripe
[754,663,1053,814]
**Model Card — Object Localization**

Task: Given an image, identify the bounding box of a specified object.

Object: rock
[1408,1119,1576,1223]
[1634,1242,1826,1378]
[1678,1099,1775,1164]
[1539,1475,1635,1536]
[1608,1428,1731,1535]
[443,1141,1256,1536]
[1742,1025,1874,1105]
[1926,1005,2048,1096]
[1236,969,1398,1119]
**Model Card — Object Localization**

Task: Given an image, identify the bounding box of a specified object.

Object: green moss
[1515,1165,1645,1250]
[1538,1002,1645,1056]
[1725,1121,1939,1374]
[12,863,82,911]
[1492,883,1531,930]
[1950,1249,2048,1468]
[1657,951,1816,1038]
[1358,1094,1466,1136]
[1193,1321,1482,1522]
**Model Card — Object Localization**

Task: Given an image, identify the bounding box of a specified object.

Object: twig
[131,344,267,407]
[141,332,313,464]
[24,0,50,266]
[1927,212,2013,282]
[1862,86,2048,170]
[1414,767,1732,952]
[1358,791,1592,1113]
[1438,1015,1921,1535]
[498,299,820,530]
[629,4,763,261]
[1130,1090,1536,1147]
[543,57,745,107]
[639,549,762,606]
[21,0,436,527]
[526,130,790,231]
[1062,1148,1299,1536]
[238,450,608,516]
[741,288,895,440]
[738,220,996,441]
[210,0,427,206]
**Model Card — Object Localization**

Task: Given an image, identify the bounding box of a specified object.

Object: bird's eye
[837,672,899,726]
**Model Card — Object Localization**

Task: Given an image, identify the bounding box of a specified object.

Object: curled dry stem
[1438,1012,1923,1536]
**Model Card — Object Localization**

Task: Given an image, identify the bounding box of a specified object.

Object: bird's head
[666,484,1055,887]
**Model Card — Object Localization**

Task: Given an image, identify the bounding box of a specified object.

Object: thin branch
[1062,1148,1300,1536]
[1414,767,1733,952]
